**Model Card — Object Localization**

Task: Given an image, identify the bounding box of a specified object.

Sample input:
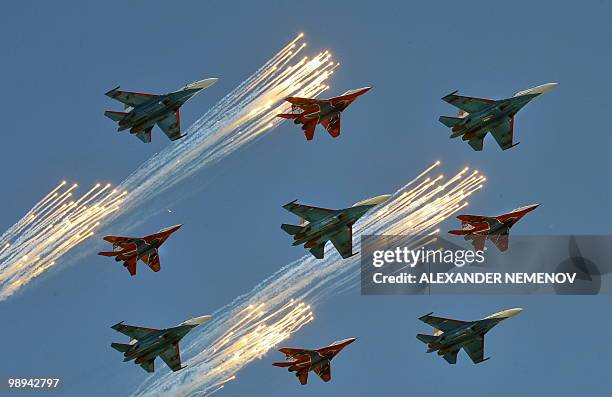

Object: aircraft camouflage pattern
[281,195,390,259]
[272,338,356,385]
[416,308,523,364]
[277,87,371,140]
[439,83,558,151]
[110,315,211,373]
[448,204,538,252]
[97,224,182,276]
[104,78,218,143]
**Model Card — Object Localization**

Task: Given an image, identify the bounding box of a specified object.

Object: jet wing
[103,235,135,245]
[297,370,309,385]
[314,362,331,382]
[329,226,354,259]
[111,322,160,340]
[124,256,138,276]
[468,138,484,151]
[488,232,509,252]
[282,201,337,223]
[279,347,307,358]
[159,343,183,372]
[463,336,486,363]
[418,313,468,332]
[302,120,317,140]
[140,359,155,373]
[309,244,326,259]
[286,96,328,108]
[135,127,153,143]
[442,91,496,114]
[157,111,183,141]
[320,113,341,138]
[457,214,487,222]
[443,349,459,364]
[469,235,487,252]
[490,116,516,150]
[105,87,159,108]
[140,249,161,272]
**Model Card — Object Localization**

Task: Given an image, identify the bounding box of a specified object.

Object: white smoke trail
[0,35,336,300]
[132,162,485,396]
[114,34,336,219]
[0,182,126,300]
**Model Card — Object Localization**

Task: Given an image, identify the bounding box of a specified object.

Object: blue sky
[0,1,611,396]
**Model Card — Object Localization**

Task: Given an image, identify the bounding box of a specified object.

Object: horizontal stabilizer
[272,361,294,367]
[448,229,469,235]
[416,333,437,344]
[439,115,464,128]
[104,110,128,122]
[277,113,299,119]
[111,342,131,353]
[281,224,304,236]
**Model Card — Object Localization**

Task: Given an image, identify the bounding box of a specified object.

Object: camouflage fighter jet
[277,87,371,140]
[448,204,538,252]
[439,83,558,150]
[416,308,523,364]
[104,78,218,143]
[272,338,356,385]
[281,195,390,259]
[110,315,211,373]
[97,224,182,276]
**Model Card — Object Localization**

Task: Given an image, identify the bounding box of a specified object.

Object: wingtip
[442,90,458,100]
[283,199,298,209]
[105,86,120,96]
[111,321,125,330]
[418,312,434,321]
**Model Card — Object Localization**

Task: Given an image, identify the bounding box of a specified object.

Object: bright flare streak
[0,183,123,300]
[0,34,337,299]
[133,163,485,396]
[111,34,337,227]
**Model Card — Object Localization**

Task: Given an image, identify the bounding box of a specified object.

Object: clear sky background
[1,1,611,396]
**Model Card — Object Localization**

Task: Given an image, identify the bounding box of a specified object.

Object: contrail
[0,34,336,300]
[132,162,485,397]
[0,182,126,300]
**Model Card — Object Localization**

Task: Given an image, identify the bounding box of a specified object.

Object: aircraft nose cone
[358,86,372,95]
[169,224,183,232]
[514,82,559,97]
[502,308,524,318]
[180,315,212,327]
[338,337,357,347]
[352,194,391,207]
[183,78,219,91]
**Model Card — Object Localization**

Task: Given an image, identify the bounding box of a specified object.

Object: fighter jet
[104,78,218,143]
[97,224,182,276]
[281,195,390,259]
[416,308,523,364]
[277,87,371,140]
[272,338,356,385]
[448,204,538,252]
[110,315,211,373]
[439,83,558,151]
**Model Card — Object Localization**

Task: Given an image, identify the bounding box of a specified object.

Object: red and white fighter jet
[98,224,182,276]
[448,204,539,252]
[277,87,371,140]
[272,338,356,385]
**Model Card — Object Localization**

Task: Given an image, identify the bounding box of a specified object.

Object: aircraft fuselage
[426,319,501,354]
[119,88,200,133]
[292,204,373,247]
[451,94,537,140]
[123,325,191,363]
